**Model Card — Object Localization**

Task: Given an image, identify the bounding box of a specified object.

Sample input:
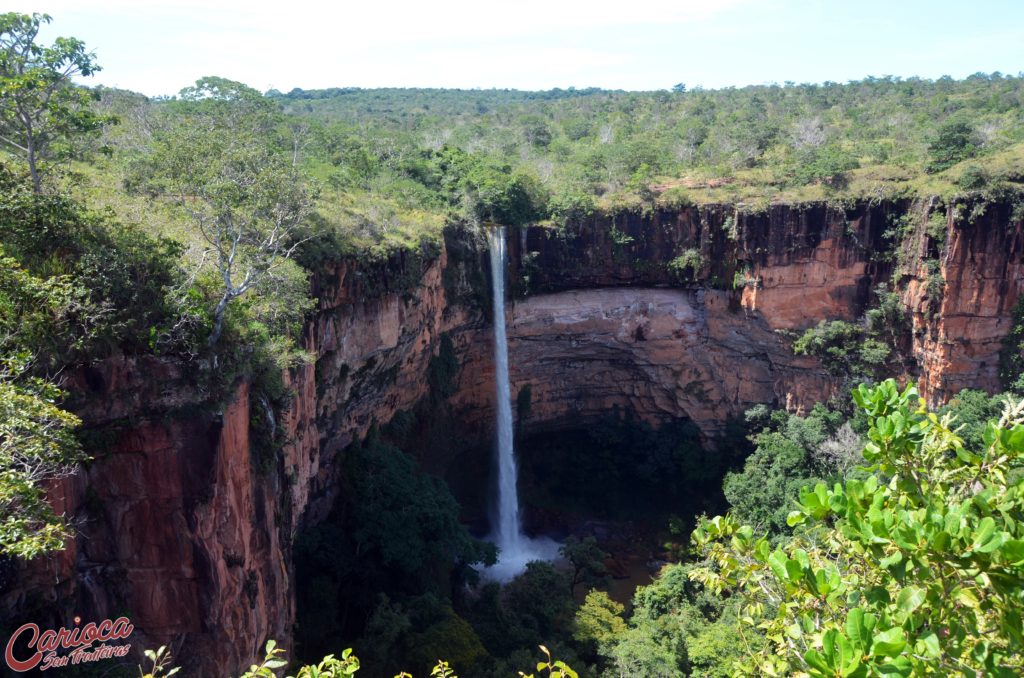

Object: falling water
[489,226,521,551]
[484,226,558,582]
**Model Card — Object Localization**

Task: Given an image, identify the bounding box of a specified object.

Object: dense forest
[3,11,1024,678]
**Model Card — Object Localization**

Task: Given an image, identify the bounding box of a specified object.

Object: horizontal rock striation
[2,200,1020,675]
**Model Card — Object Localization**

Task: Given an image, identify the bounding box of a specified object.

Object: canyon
[1,199,1022,676]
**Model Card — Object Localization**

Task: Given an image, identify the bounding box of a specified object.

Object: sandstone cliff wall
[2,199,1021,676]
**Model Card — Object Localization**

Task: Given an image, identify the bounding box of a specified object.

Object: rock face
[452,287,831,440]
[899,201,1024,400]
[2,201,1021,676]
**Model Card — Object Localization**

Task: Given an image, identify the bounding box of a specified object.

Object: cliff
[2,198,1021,675]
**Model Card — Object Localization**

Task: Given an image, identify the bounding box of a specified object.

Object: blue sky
[12,0,1024,96]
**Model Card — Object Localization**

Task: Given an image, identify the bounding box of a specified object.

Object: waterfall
[489,226,522,552]
[484,226,558,582]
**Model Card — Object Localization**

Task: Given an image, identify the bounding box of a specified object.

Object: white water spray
[484,226,558,582]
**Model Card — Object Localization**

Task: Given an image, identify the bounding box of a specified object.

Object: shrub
[926,120,977,173]
[694,380,1024,676]
[999,297,1024,392]
[667,248,702,280]
[957,163,989,190]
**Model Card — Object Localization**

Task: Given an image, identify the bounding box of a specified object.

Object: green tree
[723,405,847,537]
[0,353,84,558]
[142,77,315,346]
[0,12,110,191]
[926,120,977,173]
[559,536,609,597]
[693,380,1024,676]
[572,589,626,655]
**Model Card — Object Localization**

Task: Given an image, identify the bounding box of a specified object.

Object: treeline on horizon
[175,72,1024,228]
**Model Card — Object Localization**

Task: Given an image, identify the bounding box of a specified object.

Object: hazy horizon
[10,0,1024,98]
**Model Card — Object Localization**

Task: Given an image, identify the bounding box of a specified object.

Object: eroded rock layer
[2,200,1021,676]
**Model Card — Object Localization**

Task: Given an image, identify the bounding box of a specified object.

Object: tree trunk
[26,134,40,193]
[208,293,231,347]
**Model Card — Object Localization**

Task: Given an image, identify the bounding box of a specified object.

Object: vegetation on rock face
[1000,296,1024,393]
[0,353,84,558]
[791,285,909,387]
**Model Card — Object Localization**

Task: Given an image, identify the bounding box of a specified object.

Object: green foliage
[0,166,185,369]
[240,640,360,678]
[426,146,546,226]
[559,536,609,596]
[572,590,626,655]
[519,645,578,678]
[213,76,1024,223]
[135,77,317,347]
[957,163,989,190]
[791,145,859,186]
[148,640,581,678]
[925,208,947,243]
[793,287,908,385]
[0,353,85,558]
[693,379,1024,676]
[723,404,850,537]
[358,594,487,677]
[940,388,1014,451]
[294,434,494,664]
[667,249,702,280]
[464,563,575,661]
[347,437,494,578]
[139,645,181,677]
[1000,296,1024,392]
[793,320,891,380]
[927,120,978,173]
[0,243,99,370]
[0,12,114,190]
[590,562,747,678]
[864,284,908,349]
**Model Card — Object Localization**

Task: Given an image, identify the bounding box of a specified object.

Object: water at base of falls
[481,226,559,583]
[482,534,562,583]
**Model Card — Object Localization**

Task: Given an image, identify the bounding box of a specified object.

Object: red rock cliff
[2,200,1020,676]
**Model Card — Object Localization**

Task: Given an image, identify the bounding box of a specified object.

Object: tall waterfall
[489,226,522,552]
[485,226,558,582]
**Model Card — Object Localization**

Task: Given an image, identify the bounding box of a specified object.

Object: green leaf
[1005,424,1024,452]
[870,627,906,658]
[916,631,940,658]
[896,586,925,615]
[972,516,996,550]
[846,608,874,649]
[879,550,903,569]
[768,550,788,581]
[804,649,831,674]
[976,531,1008,554]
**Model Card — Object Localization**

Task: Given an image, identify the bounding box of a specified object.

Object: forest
[2,10,1024,678]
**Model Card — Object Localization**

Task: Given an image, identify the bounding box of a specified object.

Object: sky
[11,0,1024,97]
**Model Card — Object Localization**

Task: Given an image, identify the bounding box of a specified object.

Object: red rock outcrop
[2,200,1020,676]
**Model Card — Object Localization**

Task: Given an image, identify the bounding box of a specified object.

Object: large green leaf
[870,628,906,658]
[896,586,925,616]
